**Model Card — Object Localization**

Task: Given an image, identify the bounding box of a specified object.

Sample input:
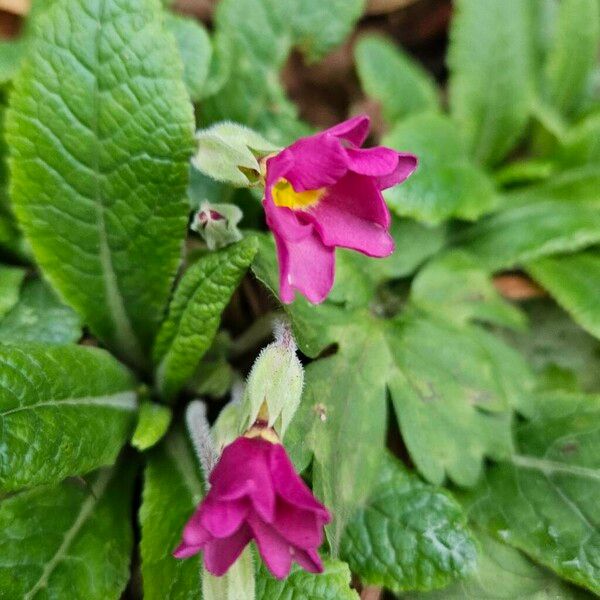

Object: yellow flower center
[272,178,325,210]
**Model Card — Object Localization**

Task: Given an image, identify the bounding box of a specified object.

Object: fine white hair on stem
[230,377,245,406]
[272,317,296,352]
[186,401,218,483]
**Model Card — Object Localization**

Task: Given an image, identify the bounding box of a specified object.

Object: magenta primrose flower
[174,428,331,579]
[263,114,417,304]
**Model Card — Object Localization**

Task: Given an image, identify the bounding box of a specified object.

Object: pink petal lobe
[272,500,323,550]
[284,134,348,192]
[263,197,312,243]
[270,444,331,521]
[294,548,324,574]
[325,114,371,146]
[173,541,203,559]
[308,173,394,257]
[200,496,249,538]
[248,515,293,579]
[203,524,252,577]
[181,510,213,546]
[274,229,335,305]
[377,152,418,189]
[346,146,400,176]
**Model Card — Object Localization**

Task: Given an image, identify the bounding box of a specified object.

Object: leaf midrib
[23,468,113,599]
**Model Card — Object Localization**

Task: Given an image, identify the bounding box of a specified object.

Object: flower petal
[181,509,213,546]
[283,134,348,192]
[269,444,331,521]
[248,515,293,579]
[200,496,249,538]
[274,229,335,304]
[263,197,312,243]
[173,541,203,559]
[203,524,252,577]
[308,172,394,257]
[346,146,400,176]
[377,152,418,190]
[325,114,370,146]
[209,438,276,522]
[272,499,323,550]
[293,548,324,574]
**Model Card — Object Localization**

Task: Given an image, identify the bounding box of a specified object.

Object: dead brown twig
[361,586,383,600]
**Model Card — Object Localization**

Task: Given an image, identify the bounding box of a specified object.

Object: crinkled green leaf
[354,34,439,125]
[0,264,25,319]
[0,278,82,344]
[154,237,258,400]
[407,529,590,599]
[454,199,600,271]
[411,251,526,330]
[383,113,497,224]
[528,251,600,341]
[140,431,204,600]
[542,0,600,116]
[0,465,134,600]
[0,41,24,86]
[165,14,212,102]
[0,344,137,492]
[465,391,600,594]
[202,0,363,143]
[448,0,533,165]
[7,0,195,368]
[256,559,359,600]
[340,453,477,593]
[132,401,172,451]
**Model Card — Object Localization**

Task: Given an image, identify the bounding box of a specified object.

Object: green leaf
[465,391,600,594]
[165,14,212,102]
[556,113,600,167]
[0,41,24,86]
[201,0,363,143]
[154,237,258,400]
[0,278,82,344]
[132,401,172,451]
[7,0,195,368]
[406,529,590,599]
[410,251,526,330]
[140,431,204,600]
[383,113,497,224]
[256,559,359,600]
[502,299,600,394]
[0,265,25,319]
[340,453,477,593]
[0,465,134,600]
[387,314,533,485]
[354,34,439,125]
[448,0,533,165]
[193,122,279,186]
[528,251,600,340]
[542,0,600,116]
[0,344,137,492]
[454,199,600,271]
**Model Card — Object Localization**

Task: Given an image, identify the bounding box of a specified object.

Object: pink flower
[263,115,417,304]
[174,434,331,579]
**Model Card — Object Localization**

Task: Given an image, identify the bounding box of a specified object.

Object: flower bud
[191,202,243,250]
[240,321,304,437]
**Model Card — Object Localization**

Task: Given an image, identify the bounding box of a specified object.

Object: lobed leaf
[0,343,137,492]
[7,0,195,368]
[153,236,258,400]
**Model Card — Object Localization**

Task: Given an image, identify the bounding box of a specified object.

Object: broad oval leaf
[0,465,134,600]
[7,0,195,368]
[340,454,477,593]
[140,431,204,600]
[154,236,258,400]
[0,278,82,345]
[528,251,600,341]
[256,559,359,600]
[448,0,533,165]
[131,401,172,451]
[0,343,137,492]
[355,34,440,125]
[465,392,600,594]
